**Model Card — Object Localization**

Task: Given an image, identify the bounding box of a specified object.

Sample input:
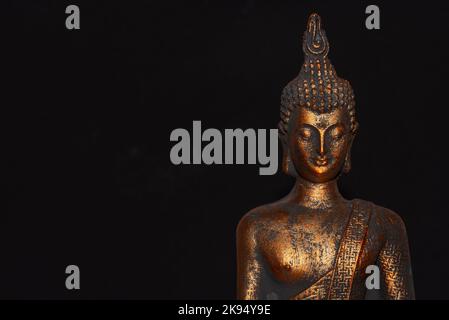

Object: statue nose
[318,132,326,156]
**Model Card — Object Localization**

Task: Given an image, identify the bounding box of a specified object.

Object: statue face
[288,107,352,183]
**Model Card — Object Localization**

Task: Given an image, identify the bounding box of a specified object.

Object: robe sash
[291,200,372,300]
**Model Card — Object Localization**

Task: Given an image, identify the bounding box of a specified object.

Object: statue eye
[298,127,312,140]
[330,127,345,140]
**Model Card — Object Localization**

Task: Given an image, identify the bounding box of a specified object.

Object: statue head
[278,13,358,183]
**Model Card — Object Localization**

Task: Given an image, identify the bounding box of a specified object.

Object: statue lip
[314,156,329,166]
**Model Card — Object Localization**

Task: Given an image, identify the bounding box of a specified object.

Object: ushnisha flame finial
[303,13,329,58]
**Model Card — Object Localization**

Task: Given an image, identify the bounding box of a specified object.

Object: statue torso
[250,199,387,299]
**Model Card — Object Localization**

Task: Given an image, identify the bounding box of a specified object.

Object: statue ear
[282,148,298,177]
[343,150,351,174]
[343,136,354,174]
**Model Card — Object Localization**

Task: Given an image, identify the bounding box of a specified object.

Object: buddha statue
[236,13,415,300]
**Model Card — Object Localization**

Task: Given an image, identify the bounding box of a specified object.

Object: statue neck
[289,176,346,209]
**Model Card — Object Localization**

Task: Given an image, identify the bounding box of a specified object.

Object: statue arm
[377,211,415,300]
[236,213,263,300]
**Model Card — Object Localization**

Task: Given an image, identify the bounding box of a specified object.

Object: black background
[2,0,449,299]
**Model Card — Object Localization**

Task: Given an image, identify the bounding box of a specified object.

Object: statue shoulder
[360,200,409,238]
[236,201,286,238]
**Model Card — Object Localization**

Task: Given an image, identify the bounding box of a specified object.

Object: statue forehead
[294,107,348,129]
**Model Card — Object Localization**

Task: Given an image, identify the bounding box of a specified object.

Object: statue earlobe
[282,149,298,177]
[343,136,354,174]
[343,150,351,174]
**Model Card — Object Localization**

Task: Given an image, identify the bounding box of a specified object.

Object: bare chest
[258,215,347,284]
